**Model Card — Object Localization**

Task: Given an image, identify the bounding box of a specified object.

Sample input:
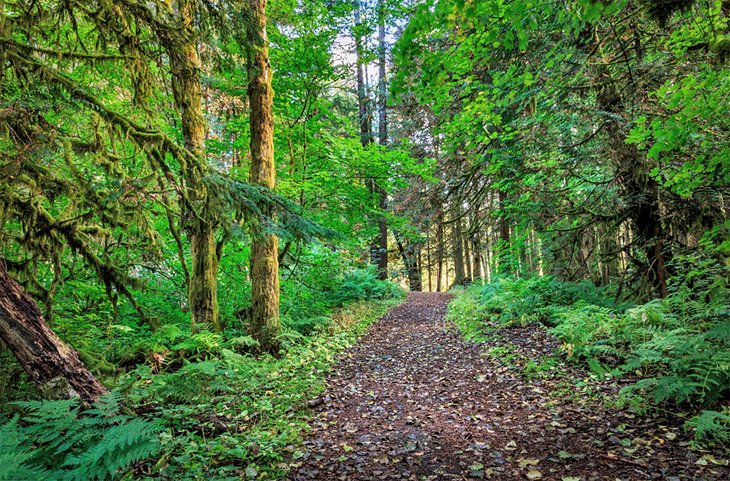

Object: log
[0,262,107,403]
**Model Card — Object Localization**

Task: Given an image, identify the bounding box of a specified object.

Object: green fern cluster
[620,320,730,407]
[331,267,404,305]
[450,265,730,447]
[473,275,627,327]
[686,407,730,446]
[0,392,161,481]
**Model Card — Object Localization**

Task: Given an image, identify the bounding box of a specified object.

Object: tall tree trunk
[395,235,422,291]
[0,263,107,403]
[484,226,492,283]
[355,1,389,280]
[354,3,371,149]
[597,72,670,297]
[170,0,220,331]
[374,0,388,280]
[452,210,466,286]
[435,207,445,291]
[463,227,472,282]
[369,185,388,279]
[426,233,433,292]
[497,189,511,274]
[472,233,484,282]
[377,0,387,147]
[247,0,280,353]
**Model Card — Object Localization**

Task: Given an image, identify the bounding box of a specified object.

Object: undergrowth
[0,392,162,481]
[1,288,402,479]
[447,253,730,448]
[121,298,400,480]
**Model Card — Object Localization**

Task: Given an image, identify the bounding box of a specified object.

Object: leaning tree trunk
[247,0,281,353]
[0,263,107,403]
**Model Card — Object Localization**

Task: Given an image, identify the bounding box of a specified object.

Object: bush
[330,267,403,305]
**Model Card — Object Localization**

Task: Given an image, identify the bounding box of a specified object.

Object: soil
[287,292,730,481]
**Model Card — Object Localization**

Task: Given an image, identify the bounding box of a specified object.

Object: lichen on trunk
[168,0,222,330]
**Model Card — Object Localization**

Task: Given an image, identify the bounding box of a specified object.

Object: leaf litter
[287,293,729,480]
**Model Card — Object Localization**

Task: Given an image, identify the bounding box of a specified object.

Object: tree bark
[472,233,484,282]
[463,227,472,282]
[395,234,422,292]
[435,206,445,291]
[452,209,466,286]
[597,72,670,297]
[426,233,433,292]
[247,0,281,353]
[169,0,220,331]
[374,1,389,280]
[0,263,107,403]
[497,189,511,274]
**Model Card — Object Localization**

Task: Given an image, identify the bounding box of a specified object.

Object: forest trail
[289,293,730,481]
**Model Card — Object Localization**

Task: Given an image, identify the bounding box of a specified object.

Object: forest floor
[287,292,730,481]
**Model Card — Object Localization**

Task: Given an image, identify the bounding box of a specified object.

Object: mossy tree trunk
[169,0,221,331]
[596,72,670,298]
[0,263,107,403]
[396,236,423,292]
[246,0,280,353]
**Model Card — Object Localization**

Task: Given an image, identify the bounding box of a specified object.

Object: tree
[246,0,280,353]
[0,263,107,403]
[391,0,729,296]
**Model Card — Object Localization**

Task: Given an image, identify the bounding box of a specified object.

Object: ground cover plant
[1,297,401,480]
[447,262,730,448]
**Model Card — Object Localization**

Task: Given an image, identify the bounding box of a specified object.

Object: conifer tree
[246,0,281,353]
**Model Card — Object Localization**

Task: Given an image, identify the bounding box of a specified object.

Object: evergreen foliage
[2,0,729,475]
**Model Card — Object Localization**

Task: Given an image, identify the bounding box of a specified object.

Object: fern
[686,408,730,446]
[0,392,162,480]
[453,272,730,448]
[0,417,49,481]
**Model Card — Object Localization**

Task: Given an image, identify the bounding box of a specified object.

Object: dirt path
[288,292,729,481]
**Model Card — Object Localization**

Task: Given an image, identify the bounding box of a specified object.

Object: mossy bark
[247,0,280,353]
[0,263,107,403]
[596,73,670,298]
[170,0,221,330]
